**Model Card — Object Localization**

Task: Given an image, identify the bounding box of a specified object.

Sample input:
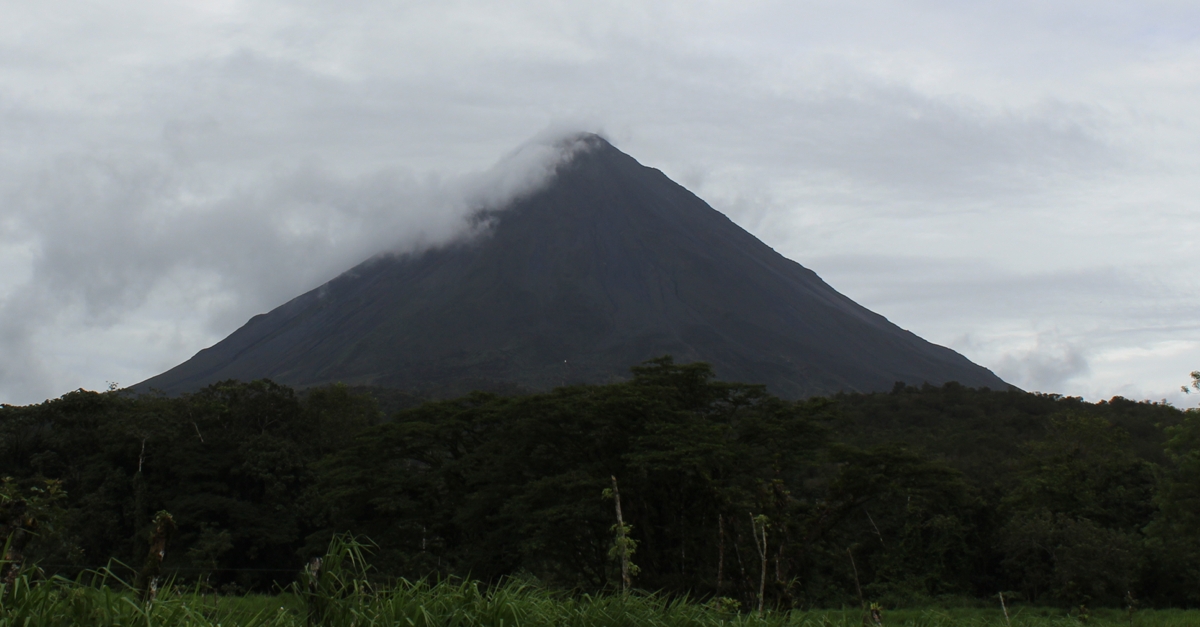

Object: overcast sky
[2,1,1198,406]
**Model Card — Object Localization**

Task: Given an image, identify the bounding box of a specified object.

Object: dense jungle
[3,358,1199,611]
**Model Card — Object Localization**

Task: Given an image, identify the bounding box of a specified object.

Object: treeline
[2,358,1199,609]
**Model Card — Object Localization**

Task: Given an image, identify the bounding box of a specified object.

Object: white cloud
[994,334,1091,394]
[1,0,1198,404]
[0,125,587,402]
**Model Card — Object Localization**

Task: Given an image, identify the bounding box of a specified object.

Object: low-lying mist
[0,130,598,404]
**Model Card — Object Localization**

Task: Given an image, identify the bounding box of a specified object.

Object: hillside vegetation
[3,358,1199,611]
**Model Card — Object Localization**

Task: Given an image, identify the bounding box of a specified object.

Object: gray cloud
[1,1,1198,405]
[995,334,1091,393]
[796,253,1200,402]
[0,128,588,401]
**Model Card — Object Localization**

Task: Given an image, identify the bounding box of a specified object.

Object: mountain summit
[138,134,1007,398]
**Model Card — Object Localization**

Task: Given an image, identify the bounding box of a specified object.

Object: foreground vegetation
[4,360,1200,612]
[10,581,1200,627]
[4,539,1200,626]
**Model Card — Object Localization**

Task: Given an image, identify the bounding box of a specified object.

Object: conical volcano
[138,134,1008,398]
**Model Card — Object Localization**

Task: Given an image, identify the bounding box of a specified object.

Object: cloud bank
[2,1,1199,405]
[0,128,591,402]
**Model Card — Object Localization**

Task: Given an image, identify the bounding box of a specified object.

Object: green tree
[1180,370,1200,396]
[1145,403,1200,604]
[998,413,1153,604]
[800,445,981,606]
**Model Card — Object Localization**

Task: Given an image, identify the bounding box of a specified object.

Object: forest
[3,357,1200,611]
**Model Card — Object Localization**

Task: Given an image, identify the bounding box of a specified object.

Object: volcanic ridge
[138,134,1008,398]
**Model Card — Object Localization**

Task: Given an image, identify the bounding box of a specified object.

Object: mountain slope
[137,134,1008,398]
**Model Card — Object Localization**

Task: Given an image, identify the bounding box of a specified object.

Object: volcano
[137,134,1007,398]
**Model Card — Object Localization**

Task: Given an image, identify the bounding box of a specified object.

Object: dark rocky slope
[138,134,1007,398]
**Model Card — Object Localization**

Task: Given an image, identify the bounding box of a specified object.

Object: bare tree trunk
[716,514,725,594]
[136,511,176,604]
[750,514,768,616]
[863,508,885,548]
[305,557,324,627]
[611,476,632,596]
[848,547,868,625]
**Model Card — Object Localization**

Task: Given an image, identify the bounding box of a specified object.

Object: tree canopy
[2,359,1197,607]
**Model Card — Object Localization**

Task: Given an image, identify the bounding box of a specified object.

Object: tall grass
[3,538,1197,626]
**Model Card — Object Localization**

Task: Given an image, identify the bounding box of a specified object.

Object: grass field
[4,573,1199,627]
[4,539,1197,626]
